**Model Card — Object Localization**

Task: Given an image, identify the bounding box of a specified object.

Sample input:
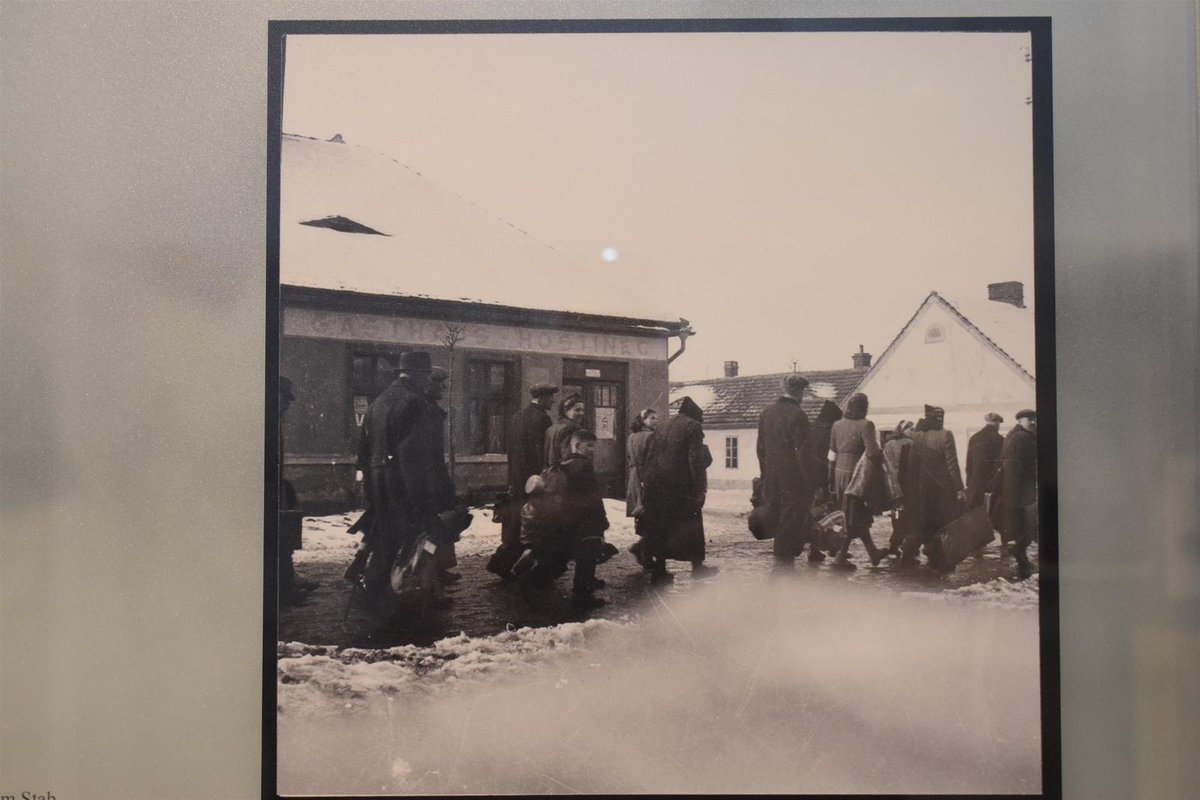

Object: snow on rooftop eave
[279,133,684,323]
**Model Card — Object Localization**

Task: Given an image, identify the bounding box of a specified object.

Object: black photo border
[265,16,1058,800]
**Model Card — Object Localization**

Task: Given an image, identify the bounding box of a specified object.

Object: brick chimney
[852,345,872,370]
[988,281,1025,308]
[723,360,739,378]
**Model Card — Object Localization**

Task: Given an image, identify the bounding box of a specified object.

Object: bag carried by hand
[388,534,443,608]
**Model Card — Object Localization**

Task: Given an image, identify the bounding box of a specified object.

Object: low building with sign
[280,134,691,509]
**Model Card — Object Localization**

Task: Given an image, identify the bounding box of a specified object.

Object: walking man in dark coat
[756,374,817,567]
[990,409,1039,580]
[639,396,719,581]
[487,383,558,577]
[911,404,965,570]
[352,351,437,608]
[965,412,1005,509]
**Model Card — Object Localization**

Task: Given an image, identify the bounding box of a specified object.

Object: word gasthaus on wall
[284,306,667,361]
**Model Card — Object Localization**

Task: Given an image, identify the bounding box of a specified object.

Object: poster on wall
[267,17,1058,798]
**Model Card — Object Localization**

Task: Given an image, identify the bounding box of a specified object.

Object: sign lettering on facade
[283,307,667,361]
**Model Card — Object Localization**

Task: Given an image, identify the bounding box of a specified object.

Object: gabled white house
[852,282,1037,469]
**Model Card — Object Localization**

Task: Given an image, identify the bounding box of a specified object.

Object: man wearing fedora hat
[487,382,559,577]
[352,351,438,608]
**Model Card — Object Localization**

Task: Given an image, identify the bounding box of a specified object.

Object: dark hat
[815,399,843,425]
[529,383,559,398]
[430,366,449,384]
[677,396,704,423]
[399,351,433,373]
[783,374,810,394]
[924,404,945,419]
[1016,409,1037,421]
[985,412,1004,424]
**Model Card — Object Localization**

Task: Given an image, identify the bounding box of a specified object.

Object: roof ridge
[936,295,1034,379]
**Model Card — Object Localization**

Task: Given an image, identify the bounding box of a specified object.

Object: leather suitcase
[937,505,995,568]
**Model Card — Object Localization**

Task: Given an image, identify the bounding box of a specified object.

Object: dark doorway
[562,359,627,498]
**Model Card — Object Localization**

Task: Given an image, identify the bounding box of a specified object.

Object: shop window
[725,436,739,469]
[350,350,402,425]
[466,358,514,455]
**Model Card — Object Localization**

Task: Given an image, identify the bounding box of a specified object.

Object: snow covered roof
[669,368,866,428]
[280,134,682,325]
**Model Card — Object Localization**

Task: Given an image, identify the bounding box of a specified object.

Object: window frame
[464,356,517,456]
[725,435,739,469]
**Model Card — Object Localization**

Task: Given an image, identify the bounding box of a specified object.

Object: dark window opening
[300,215,388,236]
[466,359,514,455]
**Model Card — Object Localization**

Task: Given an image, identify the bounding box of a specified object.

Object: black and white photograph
[269,20,1056,796]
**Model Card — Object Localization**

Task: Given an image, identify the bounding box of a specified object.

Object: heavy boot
[863,535,887,567]
[830,539,857,571]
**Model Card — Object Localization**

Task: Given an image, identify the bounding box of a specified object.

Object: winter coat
[625,429,654,517]
[641,398,709,562]
[508,403,552,497]
[881,435,915,508]
[756,396,813,506]
[395,396,457,517]
[828,417,881,500]
[965,425,1004,509]
[544,418,582,468]
[911,427,965,536]
[521,454,609,555]
[845,440,891,516]
[989,425,1037,537]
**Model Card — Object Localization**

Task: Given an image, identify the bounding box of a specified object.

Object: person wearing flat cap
[487,382,559,577]
[965,412,1005,511]
[351,350,439,611]
[989,409,1038,580]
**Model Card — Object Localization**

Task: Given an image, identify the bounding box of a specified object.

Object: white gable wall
[853,298,1036,472]
[704,426,759,489]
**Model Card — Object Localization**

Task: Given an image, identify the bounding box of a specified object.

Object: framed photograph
[267,17,1057,797]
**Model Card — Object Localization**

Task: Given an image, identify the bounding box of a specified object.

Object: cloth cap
[399,351,433,373]
[430,367,449,384]
[783,374,810,395]
[985,412,1004,424]
[925,404,945,419]
[529,383,559,398]
[1016,409,1037,421]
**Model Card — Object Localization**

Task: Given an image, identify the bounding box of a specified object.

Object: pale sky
[283,31,1034,381]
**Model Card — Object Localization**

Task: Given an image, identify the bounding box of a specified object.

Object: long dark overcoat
[910,428,965,538]
[508,403,552,495]
[641,399,709,562]
[989,425,1037,540]
[964,425,1004,509]
[756,396,813,557]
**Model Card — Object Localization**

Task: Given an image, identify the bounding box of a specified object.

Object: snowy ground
[279,490,1042,795]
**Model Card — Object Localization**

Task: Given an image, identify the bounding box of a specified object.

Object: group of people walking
[754,373,1039,581]
[486,384,719,608]
[279,359,1040,620]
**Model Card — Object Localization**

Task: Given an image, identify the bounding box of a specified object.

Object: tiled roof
[669,369,866,429]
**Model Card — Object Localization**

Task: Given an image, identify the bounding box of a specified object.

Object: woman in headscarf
[827,393,887,569]
[544,393,586,468]
[639,397,719,581]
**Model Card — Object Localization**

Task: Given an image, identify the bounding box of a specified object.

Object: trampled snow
[278,577,1040,795]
